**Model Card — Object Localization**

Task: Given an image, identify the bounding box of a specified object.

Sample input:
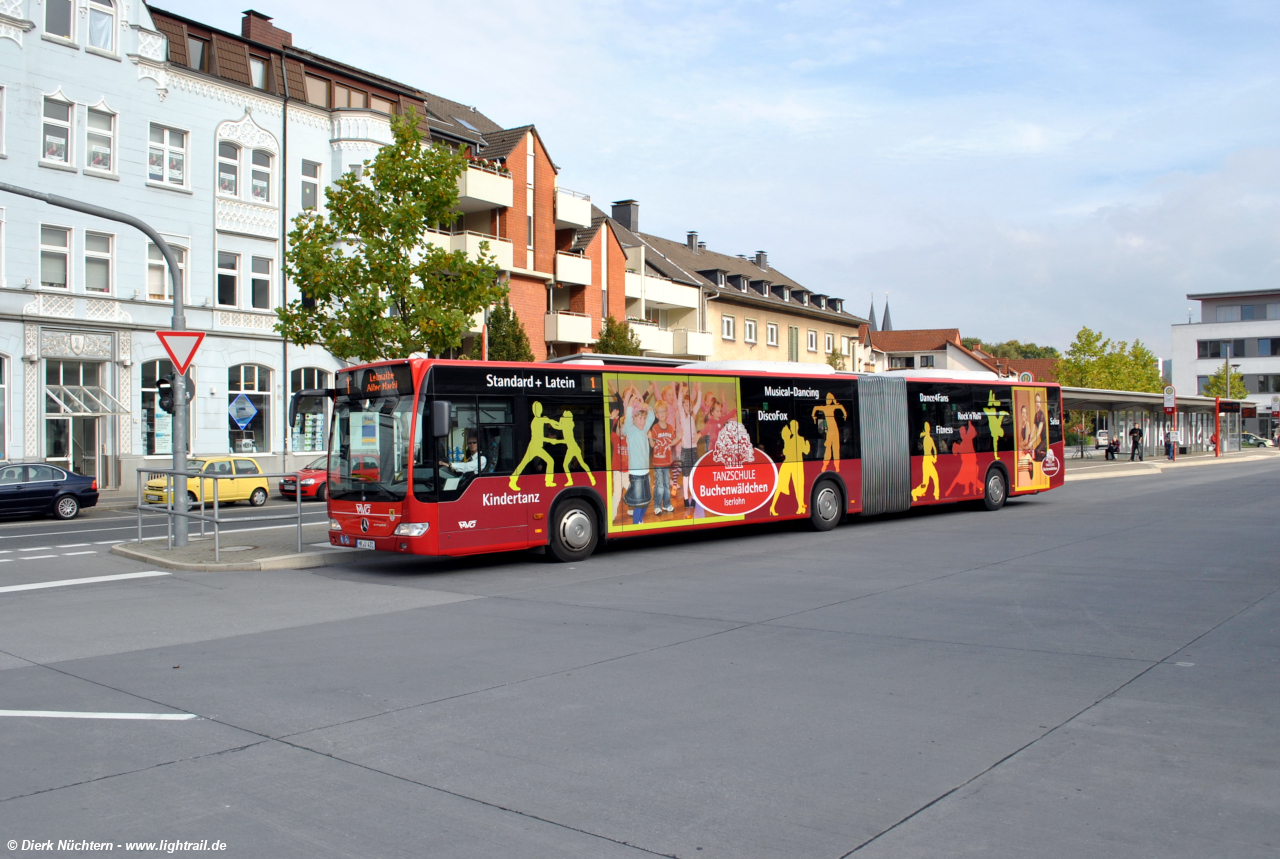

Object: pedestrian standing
[1129,424,1144,461]
[1165,431,1174,460]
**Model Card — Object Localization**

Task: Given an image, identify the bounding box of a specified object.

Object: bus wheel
[983,468,1007,511]
[809,479,842,531]
[548,499,598,563]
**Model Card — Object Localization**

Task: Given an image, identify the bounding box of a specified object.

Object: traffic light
[157,373,175,413]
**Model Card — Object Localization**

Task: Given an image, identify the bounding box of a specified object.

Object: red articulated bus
[291,357,1064,563]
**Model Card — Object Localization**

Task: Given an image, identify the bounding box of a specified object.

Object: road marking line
[55,543,91,548]
[22,555,58,560]
[0,710,198,721]
[0,571,170,594]
[94,540,126,545]
[19,546,52,552]
[62,551,97,556]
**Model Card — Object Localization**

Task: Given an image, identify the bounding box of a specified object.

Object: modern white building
[1171,289,1280,438]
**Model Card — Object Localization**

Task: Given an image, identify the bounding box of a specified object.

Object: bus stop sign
[1163,385,1176,416]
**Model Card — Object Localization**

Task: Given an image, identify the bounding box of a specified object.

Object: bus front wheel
[548,499,598,563]
[983,468,1007,511]
[809,479,843,531]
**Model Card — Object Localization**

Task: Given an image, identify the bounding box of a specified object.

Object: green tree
[277,108,506,362]
[826,349,846,371]
[1057,326,1161,393]
[1200,363,1249,398]
[471,298,535,361]
[963,338,1061,360]
[593,315,642,356]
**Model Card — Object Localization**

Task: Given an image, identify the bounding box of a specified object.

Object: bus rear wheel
[983,468,1007,511]
[548,499,598,563]
[809,479,842,531]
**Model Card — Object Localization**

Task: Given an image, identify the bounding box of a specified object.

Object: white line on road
[94,540,126,545]
[22,555,57,560]
[0,710,198,721]
[62,551,97,556]
[0,571,170,594]
[55,543,91,548]
[19,546,52,552]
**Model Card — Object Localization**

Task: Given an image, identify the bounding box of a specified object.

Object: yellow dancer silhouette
[510,401,560,490]
[811,392,848,472]
[983,390,1009,456]
[552,410,596,487]
[770,420,810,516]
[911,422,940,501]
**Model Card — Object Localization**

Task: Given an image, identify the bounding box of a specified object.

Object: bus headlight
[393,522,429,537]
[329,518,341,530]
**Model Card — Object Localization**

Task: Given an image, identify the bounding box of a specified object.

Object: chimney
[242,10,292,49]
[697,241,706,252]
[611,200,639,232]
[686,231,698,252]
[755,250,768,270]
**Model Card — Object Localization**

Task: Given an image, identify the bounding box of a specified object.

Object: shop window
[228,364,271,453]
[290,368,330,452]
[140,359,194,455]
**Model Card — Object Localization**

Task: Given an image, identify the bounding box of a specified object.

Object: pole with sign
[1163,385,1176,461]
[156,331,203,544]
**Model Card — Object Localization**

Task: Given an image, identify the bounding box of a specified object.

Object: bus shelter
[1061,387,1243,457]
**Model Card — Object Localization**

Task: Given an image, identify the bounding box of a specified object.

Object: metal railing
[135,467,304,562]
[557,187,591,200]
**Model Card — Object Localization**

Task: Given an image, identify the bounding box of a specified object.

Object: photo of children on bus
[605,373,741,530]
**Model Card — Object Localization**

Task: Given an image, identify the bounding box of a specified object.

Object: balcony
[330,110,394,148]
[623,272,698,309]
[555,187,592,229]
[628,319,675,355]
[425,229,514,272]
[555,251,592,286]
[545,311,595,344]
[457,162,514,213]
[673,328,714,358]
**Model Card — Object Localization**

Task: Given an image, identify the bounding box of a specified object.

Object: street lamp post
[0,182,191,546]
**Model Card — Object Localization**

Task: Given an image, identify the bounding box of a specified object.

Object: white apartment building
[1171,288,1280,437]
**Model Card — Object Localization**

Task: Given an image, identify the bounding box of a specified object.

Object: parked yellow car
[144,457,270,507]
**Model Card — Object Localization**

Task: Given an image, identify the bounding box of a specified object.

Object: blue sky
[171,1,1280,353]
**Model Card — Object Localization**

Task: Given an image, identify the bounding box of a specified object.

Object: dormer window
[187,36,209,72]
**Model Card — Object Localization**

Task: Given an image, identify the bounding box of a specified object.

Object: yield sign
[156,330,205,375]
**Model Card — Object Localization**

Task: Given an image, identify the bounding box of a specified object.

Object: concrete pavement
[0,457,1276,857]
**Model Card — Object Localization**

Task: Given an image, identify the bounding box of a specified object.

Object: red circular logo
[691,446,778,517]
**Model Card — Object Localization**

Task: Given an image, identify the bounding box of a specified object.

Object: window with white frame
[249,57,267,90]
[0,208,5,288]
[250,150,272,202]
[84,232,112,294]
[146,242,185,301]
[744,318,757,344]
[919,354,935,368]
[807,329,818,352]
[526,188,534,250]
[148,124,186,187]
[721,314,735,340]
[250,257,271,309]
[825,332,834,354]
[217,252,238,306]
[0,87,7,157]
[42,97,72,165]
[87,0,115,52]
[45,0,73,39]
[217,142,239,195]
[766,322,778,347]
[228,364,271,453]
[85,108,114,173]
[301,161,320,210]
[40,226,70,289]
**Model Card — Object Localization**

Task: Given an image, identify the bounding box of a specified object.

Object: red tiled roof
[866,329,962,353]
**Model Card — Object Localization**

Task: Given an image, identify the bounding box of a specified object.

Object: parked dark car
[0,463,99,519]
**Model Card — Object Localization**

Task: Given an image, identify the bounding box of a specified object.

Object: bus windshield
[331,393,413,502]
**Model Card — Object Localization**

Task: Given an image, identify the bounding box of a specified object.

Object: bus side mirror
[433,401,451,437]
[289,388,335,429]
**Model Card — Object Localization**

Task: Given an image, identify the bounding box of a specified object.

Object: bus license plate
[357,539,375,550]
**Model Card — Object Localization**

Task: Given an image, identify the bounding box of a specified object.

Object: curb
[1065,452,1275,482]
[110,541,359,572]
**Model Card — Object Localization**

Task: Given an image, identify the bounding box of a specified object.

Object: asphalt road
[0,461,1276,858]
